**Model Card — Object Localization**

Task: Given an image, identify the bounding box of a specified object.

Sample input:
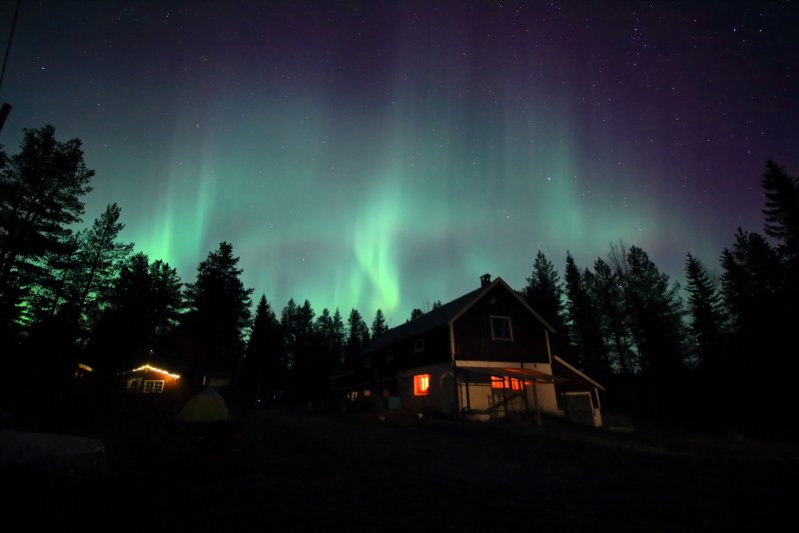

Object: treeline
[521,160,798,431]
[1,125,797,431]
[0,126,399,406]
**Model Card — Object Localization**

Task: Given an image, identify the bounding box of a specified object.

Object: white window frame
[490,315,514,341]
[143,380,165,394]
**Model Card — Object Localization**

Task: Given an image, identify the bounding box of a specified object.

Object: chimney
[480,273,491,287]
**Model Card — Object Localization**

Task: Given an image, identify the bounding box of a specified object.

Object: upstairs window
[490,315,513,341]
[414,374,431,396]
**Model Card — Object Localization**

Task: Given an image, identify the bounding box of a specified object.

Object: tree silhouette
[346,308,369,365]
[240,294,282,404]
[762,160,799,260]
[563,252,610,382]
[70,203,133,322]
[522,250,567,352]
[612,244,685,415]
[0,126,93,332]
[371,309,388,339]
[86,252,183,372]
[183,241,253,379]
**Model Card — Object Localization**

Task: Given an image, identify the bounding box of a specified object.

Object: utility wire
[0,0,22,92]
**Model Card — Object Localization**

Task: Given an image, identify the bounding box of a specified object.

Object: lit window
[414,374,431,396]
[143,380,165,394]
[348,391,359,401]
[490,316,513,341]
[491,376,523,391]
[413,338,425,353]
[127,377,142,390]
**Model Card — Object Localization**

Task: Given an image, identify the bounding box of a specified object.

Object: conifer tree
[86,252,183,371]
[184,241,253,377]
[346,308,369,364]
[563,253,610,380]
[241,294,282,403]
[684,253,726,375]
[523,251,565,329]
[0,126,93,336]
[371,309,388,338]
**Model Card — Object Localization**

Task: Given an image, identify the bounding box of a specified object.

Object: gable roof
[360,277,555,356]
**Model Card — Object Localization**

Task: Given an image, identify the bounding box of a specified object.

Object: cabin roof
[360,277,555,356]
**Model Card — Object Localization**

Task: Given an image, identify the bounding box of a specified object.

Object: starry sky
[0,1,797,326]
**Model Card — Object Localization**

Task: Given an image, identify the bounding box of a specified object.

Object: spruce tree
[184,241,253,377]
[563,253,610,381]
[371,309,388,338]
[241,294,282,404]
[346,308,369,364]
[523,251,565,329]
[684,253,726,375]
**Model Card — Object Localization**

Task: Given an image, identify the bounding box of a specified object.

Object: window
[143,380,165,394]
[491,376,523,391]
[490,315,513,341]
[414,374,431,396]
[347,391,359,401]
[413,338,425,353]
[127,377,142,391]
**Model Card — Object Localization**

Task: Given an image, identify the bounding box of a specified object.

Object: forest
[1,125,797,437]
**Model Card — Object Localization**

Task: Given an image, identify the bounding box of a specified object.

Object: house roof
[360,277,555,356]
[118,363,181,379]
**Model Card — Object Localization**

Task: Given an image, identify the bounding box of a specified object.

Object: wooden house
[119,363,182,395]
[342,275,604,426]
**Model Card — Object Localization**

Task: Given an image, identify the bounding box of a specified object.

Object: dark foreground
[5,407,798,531]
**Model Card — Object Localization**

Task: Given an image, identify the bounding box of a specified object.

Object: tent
[177,387,231,423]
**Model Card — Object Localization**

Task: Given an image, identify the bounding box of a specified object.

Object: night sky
[1,1,797,326]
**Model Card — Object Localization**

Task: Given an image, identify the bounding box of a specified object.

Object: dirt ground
[4,407,799,531]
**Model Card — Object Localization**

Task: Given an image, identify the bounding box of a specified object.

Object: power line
[0,0,22,92]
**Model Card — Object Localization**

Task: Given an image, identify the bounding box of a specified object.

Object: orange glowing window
[414,374,431,396]
[491,376,523,391]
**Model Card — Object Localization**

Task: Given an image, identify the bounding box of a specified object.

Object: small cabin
[120,364,182,395]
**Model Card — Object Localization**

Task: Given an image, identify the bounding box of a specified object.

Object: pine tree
[614,245,685,414]
[346,308,369,364]
[762,160,799,260]
[240,294,282,404]
[184,242,253,377]
[0,126,93,333]
[522,250,566,343]
[563,253,610,381]
[69,203,133,322]
[589,257,635,378]
[371,309,388,338]
[684,253,726,375]
[86,252,183,371]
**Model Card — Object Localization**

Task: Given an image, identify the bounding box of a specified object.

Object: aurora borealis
[1,1,797,326]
